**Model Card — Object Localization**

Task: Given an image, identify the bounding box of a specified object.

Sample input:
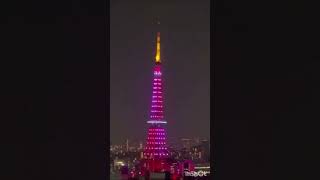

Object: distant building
[181,138,192,150]
[195,137,200,144]
[126,139,129,152]
[200,139,210,161]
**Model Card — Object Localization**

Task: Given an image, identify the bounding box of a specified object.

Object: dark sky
[110,0,210,144]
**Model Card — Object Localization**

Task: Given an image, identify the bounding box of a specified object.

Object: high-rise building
[142,32,170,172]
[200,139,210,161]
[126,139,129,152]
[181,138,192,150]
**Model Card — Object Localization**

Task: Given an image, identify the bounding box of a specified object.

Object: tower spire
[155,32,161,64]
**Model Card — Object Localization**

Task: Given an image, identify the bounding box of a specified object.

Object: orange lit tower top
[155,32,161,64]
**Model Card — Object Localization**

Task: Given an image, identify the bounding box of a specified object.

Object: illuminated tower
[142,32,169,172]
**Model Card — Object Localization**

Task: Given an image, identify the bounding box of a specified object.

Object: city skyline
[111,0,210,144]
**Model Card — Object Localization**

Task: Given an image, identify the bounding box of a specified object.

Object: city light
[115,161,125,166]
[147,120,167,124]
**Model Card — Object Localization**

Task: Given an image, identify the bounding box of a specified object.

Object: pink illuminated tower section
[142,32,169,172]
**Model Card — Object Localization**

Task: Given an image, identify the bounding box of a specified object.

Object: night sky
[110,0,210,144]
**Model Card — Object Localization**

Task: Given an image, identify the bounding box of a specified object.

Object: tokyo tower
[142,32,170,172]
